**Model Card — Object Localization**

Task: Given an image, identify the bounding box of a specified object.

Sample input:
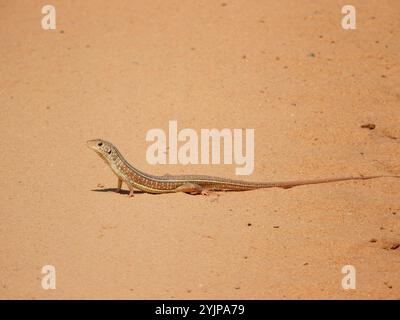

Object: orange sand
[0,0,399,299]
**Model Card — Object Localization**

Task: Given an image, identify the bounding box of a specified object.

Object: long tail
[257,175,400,189]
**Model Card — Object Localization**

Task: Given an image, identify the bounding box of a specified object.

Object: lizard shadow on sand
[91,188,145,195]
[91,188,255,196]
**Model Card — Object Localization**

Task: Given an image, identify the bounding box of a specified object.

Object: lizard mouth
[93,149,110,164]
[86,140,98,149]
[86,140,110,164]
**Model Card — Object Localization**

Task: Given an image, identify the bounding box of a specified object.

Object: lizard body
[87,139,398,196]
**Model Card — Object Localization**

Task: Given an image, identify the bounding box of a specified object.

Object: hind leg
[174,183,204,195]
[174,183,218,196]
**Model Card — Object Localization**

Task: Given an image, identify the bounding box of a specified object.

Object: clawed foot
[128,186,135,197]
[201,189,219,197]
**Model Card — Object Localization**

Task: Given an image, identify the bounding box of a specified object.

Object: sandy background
[0,0,399,299]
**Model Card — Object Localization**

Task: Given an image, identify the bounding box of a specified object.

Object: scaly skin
[87,139,399,197]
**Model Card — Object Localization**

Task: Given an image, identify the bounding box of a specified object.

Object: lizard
[87,139,399,197]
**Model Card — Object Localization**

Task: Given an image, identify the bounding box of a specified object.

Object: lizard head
[86,139,116,163]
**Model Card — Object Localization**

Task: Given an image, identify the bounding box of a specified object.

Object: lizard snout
[86,139,100,149]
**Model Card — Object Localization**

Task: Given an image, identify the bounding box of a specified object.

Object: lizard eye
[108,149,111,154]
[98,142,103,147]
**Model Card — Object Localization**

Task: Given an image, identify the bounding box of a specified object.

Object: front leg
[127,183,135,197]
[116,178,123,193]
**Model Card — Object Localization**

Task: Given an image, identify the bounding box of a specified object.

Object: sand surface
[1,0,399,299]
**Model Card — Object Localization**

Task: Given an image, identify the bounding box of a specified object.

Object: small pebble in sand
[308,52,316,58]
[97,183,104,188]
[390,243,400,250]
[369,238,377,243]
[384,282,392,289]
[273,226,280,229]
[360,123,376,130]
